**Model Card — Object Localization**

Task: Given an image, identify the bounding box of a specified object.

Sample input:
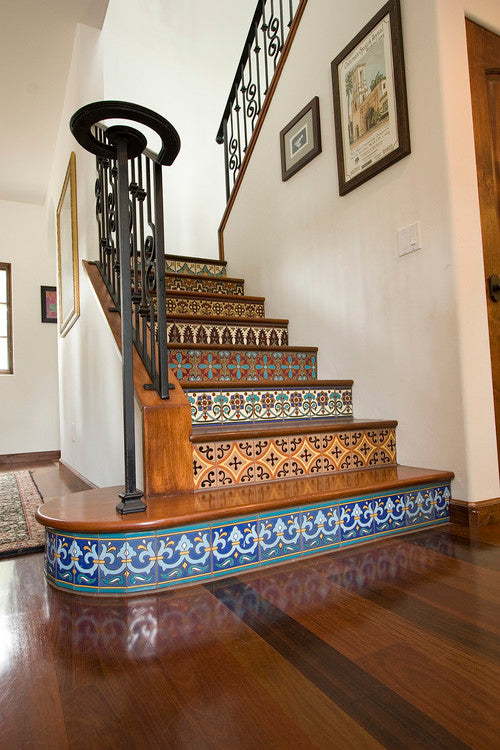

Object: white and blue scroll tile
[44,483,451,595]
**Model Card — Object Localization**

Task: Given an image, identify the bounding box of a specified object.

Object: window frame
[0,262,13,374]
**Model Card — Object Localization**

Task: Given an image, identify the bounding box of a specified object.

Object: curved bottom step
[37,465,453,596]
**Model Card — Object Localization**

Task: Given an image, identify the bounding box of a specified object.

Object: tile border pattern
[169,348,317,382]
[167,276,244,296]
[192,427,396,489]
[187,385,353,425]
[166,296,265,319]
[167,322,288,347]
[165,259,227,277]
[44,482,451,596]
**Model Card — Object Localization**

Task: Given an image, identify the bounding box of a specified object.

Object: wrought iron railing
[93,127,172,401]
[216,0,302,200]
[70,101,180,514]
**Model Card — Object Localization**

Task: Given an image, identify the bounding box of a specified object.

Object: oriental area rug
[0,470,45,557]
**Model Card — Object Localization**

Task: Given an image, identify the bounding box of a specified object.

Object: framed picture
[41,286,57,323]
[56,152,79,336]
[331,0,410,195]
[280,96,322,181]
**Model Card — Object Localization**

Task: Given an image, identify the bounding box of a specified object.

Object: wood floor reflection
[1,522,499,748]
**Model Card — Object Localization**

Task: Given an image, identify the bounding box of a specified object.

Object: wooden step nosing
[169,343,318,353]
[165,254,227,267]
[166,289,265,303]
[166,315,289,326]
[182,379,354,390]
[166,271,244,284]
[35,466,454,534]
[190,418,398,443]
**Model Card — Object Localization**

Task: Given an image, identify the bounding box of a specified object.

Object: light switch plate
[398,221,421,256]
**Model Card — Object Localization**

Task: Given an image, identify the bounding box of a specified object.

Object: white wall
[0,200,60,454]
[101,0,255,259]
[222,0,500,501]
[46,24,136,488]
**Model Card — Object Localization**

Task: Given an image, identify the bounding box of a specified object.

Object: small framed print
[41,286,57,323]
[331,0,411,195]
[280,96,322,181]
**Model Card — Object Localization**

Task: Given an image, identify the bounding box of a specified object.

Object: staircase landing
[36,465,453,596]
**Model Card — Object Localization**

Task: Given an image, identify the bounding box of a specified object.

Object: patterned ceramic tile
[216,440,255,487]
[192,443,217,490]
[254,437,291,481]
[167,321,288,347]
[166,275,244,296]
[301,503,341,554]
[72,535,100,590]
[165,296,265,319]
[289,435,323,476]
[169,348,316,383]
[373,493,407,535]
[45,530,58,581]
[44,482,452,596]
[55,533,75,586]
[212,517,260,575]
[339,499,376,544]
[259,510,302,564]
[433,484,451,520]
[406,488,435,527]
[188,390,223,425]
[157,525,212,587]
[165,259,226,277]
[220,389,254,423]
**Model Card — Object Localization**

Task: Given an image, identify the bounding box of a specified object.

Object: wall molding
[0,450,61,467]
[450,497,500,527]
[218,0,310,261]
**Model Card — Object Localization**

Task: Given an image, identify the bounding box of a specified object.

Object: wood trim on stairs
[450,497,500,527]
[84,260,194,499]
[218,0,310,261]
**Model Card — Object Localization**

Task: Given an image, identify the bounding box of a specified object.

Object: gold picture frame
[56,152,80,336]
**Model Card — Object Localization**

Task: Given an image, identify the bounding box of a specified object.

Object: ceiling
[0,0,109,205]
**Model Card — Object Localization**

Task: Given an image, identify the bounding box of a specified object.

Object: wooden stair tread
[169,343,318,352]
[163,289,265,303]
[166,271,244,284]
[182,379,354,390]
[190,417,398,442]
[166,253,227,267]
[36,465,455,534]
[167,314,289,326]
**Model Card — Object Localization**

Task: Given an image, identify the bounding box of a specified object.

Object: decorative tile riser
[166,276,244,296]
[165,259,226,277]
[168,322,288,347]
[169,349,316,382]
[166,297,265,318]
[187,386,352,425]
[43,483,451,595]
[192,428,397,489]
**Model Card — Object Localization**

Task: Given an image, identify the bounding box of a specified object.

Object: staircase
[38,251,453,595]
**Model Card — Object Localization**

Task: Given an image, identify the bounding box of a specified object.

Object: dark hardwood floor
[1,464,499,748]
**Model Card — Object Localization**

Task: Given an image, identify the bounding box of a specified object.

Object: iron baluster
[152,161,171,399]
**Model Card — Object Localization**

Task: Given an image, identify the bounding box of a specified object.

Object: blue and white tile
[373,493,407,535]
[72,535,100,590]
[339,499,376,545]
[301,503,341,554]
[157,524,212,588]
[433,484,451,520]
[259,511,302,564]
[45,530,58,580]
[406,488,435,527]
[98,537,129,593]
[124,533,158,591]
[212,517,260,576]
[55,532,75,586]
